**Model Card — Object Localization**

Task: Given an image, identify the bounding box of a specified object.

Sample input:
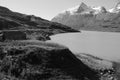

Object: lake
[49,31,120,62]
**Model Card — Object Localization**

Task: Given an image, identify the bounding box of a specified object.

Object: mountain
[52,2,120,32]
[0,6,79,41]
[75,2,92,13]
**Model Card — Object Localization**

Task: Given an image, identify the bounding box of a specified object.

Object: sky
[0,0,118,20]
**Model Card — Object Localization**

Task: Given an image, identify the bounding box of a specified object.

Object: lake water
[50,31,120,62]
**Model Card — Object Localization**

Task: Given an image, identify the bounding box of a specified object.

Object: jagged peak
[77,2,90,13]
[108,1,120,13]
[100,6,107,13]
[80,2,88,7]
[63,2,91,14]
[59,2,120,15]
[109,7,120,13]
[92,6,107,13]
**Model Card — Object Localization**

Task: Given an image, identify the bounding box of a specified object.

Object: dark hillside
[0,6,78,32]
[0,6,79,41]
[0,41,99,80]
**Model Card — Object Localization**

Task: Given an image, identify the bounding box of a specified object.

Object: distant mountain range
[52,2,120,32]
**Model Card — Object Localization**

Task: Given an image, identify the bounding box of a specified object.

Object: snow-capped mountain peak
[92,6,107,13]
[77,2,91,13]
[63,2,108,15]
[109,6,120,13]
[51,2,120,31]
[65,2,92,14]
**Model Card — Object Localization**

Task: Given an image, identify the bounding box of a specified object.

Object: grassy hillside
[0,6,78,32]
[0,40,99,80]
[0,6,79,41]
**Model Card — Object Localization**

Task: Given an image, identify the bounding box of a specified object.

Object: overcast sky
[0,0,118,20]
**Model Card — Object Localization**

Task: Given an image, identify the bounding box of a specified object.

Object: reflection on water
[50,31,120,62]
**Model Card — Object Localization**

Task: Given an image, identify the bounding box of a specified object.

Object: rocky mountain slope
[0,6,78,41]
[52,2,120,32]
